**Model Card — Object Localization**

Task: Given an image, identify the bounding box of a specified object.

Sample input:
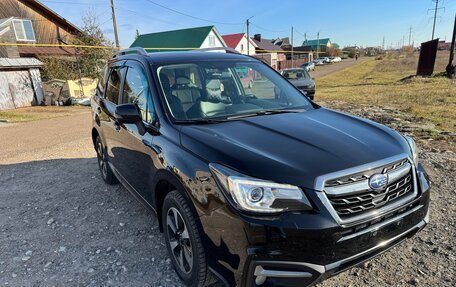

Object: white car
[329,56,342,63]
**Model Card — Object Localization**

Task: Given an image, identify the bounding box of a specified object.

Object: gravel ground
[0,104,455,287]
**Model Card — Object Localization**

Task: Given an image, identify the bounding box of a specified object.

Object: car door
[98,62,126,170]
[114,60,157,199]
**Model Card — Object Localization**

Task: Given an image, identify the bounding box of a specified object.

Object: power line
[142,0,243,25]
[250,22,289,33]
[117,7,186,28]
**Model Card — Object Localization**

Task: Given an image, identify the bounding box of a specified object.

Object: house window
[208,35,215,46]
[240,44,244,52]
[12,19,36,42]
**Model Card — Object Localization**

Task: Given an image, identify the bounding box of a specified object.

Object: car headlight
[403,135,418,165]
[209,163,312,213]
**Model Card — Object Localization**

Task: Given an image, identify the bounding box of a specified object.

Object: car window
[282,69,310,80]
[157,61,312,121]
[105,67,123,104]
[122,65,154,123]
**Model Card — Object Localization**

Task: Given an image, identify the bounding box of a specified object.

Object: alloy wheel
[167,207,193,274]
[96,139,108,178]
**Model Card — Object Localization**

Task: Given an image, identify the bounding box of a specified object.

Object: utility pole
[110,0,120,49]
[316,32,320,58]
[246,17,252,56]
[446,13,456,78]
[291,26,294,68]
[382,36,385,50]
[430,0,444,40]
[408,25,413,46]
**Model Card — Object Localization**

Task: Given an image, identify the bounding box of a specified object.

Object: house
[222,33,256,55]
[438,40,451,50]
[251,34,284,69]
[0,0,83,110]
[0,0,82,58]
[282,46,314,61]
[272,37,290,49]
[130,26,226,52]
[303,38,332,51]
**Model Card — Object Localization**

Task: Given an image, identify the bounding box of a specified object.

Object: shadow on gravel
[0,158,183,286]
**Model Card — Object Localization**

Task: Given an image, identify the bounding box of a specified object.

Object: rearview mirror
[115,103,142,124]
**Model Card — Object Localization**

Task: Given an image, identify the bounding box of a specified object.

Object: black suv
[91,48,430,287]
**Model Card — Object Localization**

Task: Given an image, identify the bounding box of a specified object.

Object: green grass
[316,52,456,133]
[0,106,89,123]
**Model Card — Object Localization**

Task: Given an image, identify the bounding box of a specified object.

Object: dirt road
[0,103,454,286]
[310,58,367,79]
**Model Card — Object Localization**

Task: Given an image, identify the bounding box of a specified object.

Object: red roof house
[222,33,257,55]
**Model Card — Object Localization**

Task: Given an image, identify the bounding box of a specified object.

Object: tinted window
[105,67,123,104]
[157,61,312,121]
[282,69,311,80]
[122,66,154,123]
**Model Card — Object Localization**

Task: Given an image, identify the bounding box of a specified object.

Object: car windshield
[156,60,313,121]
[282,69,311,80]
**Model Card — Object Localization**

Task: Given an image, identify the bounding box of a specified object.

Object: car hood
[180,108,410,190]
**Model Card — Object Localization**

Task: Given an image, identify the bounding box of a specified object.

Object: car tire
[95,136,118,185]
[162,190,218,287]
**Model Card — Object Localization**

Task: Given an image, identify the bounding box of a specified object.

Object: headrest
[176,77,191,85]
[206,79,221,90]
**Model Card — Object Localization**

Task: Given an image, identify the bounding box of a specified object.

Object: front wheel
[162,191,217,287]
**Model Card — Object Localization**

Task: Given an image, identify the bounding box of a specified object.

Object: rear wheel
[95,136,118,185]
[162,190,217,287]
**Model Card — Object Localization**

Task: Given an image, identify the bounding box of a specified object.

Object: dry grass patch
[0,106,89,122]
[316,52,456,132]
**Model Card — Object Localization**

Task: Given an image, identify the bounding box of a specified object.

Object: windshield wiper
[227,109,304,120]
[174,118,227,124]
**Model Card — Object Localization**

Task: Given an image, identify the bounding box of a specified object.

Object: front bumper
[201,164,430,286]
[300,88,315,100]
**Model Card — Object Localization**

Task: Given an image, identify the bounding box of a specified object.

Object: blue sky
[41,0,455,48]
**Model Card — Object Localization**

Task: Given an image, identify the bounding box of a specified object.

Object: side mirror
[115,103,142,124]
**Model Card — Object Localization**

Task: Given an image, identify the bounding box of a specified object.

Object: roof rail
[198,47,240,54]
[113,47,148,58]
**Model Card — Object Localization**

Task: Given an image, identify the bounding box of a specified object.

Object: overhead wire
[142,0,244,25]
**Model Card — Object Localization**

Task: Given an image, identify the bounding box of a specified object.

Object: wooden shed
[0,57,44,110]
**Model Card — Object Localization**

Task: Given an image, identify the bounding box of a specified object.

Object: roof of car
[126,51,258,64]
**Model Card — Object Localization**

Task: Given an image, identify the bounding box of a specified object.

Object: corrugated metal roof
[0,57,43,68]
[130,26,217,52]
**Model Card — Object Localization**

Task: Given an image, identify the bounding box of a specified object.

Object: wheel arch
[91,127,99,149]
[152,169,198,233]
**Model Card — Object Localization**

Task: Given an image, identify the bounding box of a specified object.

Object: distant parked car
[316,57,330,64]
[329,56,342,63]
[280,68,315,100]
[300,61,315,71]
[313,59,325,66]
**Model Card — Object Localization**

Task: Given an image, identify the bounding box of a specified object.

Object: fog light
[248,187,264,202]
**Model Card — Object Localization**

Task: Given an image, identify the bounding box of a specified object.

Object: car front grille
[324,158,416,219]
